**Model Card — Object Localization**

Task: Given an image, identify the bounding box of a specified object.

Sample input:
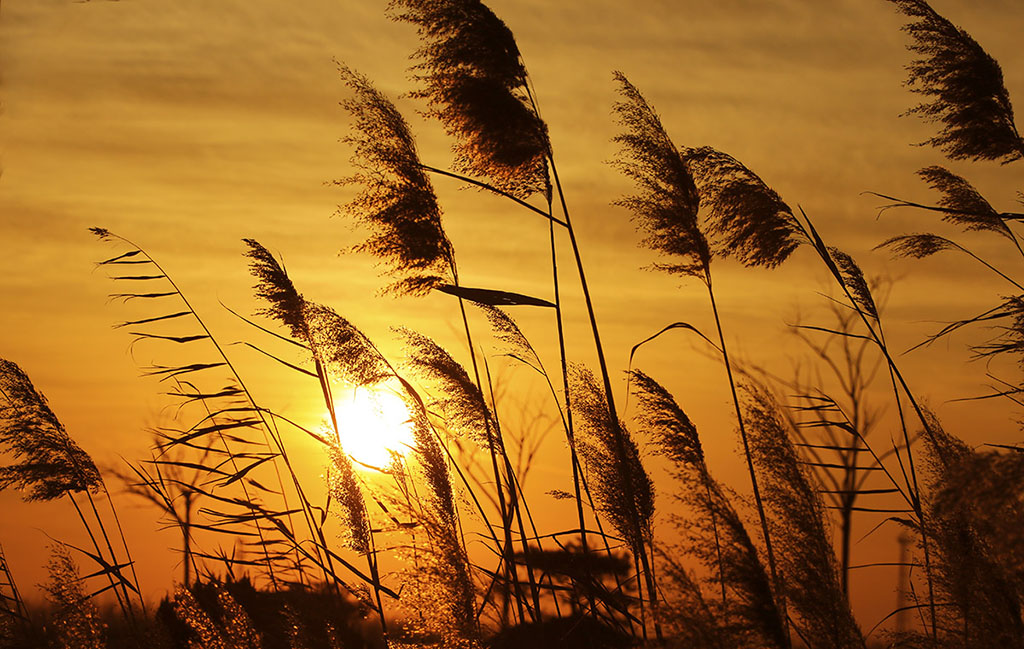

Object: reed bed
[3,1,1024,648]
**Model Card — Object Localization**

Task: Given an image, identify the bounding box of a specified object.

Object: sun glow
[332,386,415,469]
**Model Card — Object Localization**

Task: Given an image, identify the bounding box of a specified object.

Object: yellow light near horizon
[333,386,415,470]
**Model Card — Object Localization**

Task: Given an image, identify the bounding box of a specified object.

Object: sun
[332,385,415,469]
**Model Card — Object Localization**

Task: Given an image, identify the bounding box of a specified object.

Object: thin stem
[546,195,600,617]
[549,156,662,642]
[705,271,789,648]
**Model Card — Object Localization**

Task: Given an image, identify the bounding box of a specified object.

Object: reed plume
[612,74,802,631]
[401,328,495,446]
[403,401,479,644]
[612,73,806,273]
[171,586,228,649]
[244,239,310,341]
[742,383,863,649]
[917,166,1014,238]
[631,370,787,649]
[327,444,371,555]
[570,367,654,590]
[889,0,1024,163]
[681,146,805,269]
[336,65,456,296]
[0,359,102,501]
[611,72,709,279]
[828,248,879,321]
[43,546,106,649]
[916,415,1024,649]
[390,0,550,199]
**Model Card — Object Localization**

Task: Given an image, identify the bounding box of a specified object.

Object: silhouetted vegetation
[2,1,1023,648]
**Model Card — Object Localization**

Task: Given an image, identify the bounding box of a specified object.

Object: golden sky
[2,0,1023,631]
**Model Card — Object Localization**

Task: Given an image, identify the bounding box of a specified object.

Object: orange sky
[2,0,1023,633]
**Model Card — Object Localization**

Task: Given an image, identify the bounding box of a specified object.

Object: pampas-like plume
[743,383,864,649]
[682,146,805,269]
[172,587,228,649]
[244,239,309,340]
[476,304,542,371]
[400,328,495,445]
[889,0,1024,163]
[917,166,1014,239]
[611,72,709,279]
[336,65,455,296]
[304,303,394,388]
[877,232,956,259]
[43,546,106,649]
[917,415,1024,649]
[403,400,478,642]
[328,444,371,554]
[631,371,787,649]
[571,366,654,564]
[0,359,102,501]
[931,450,1024,589]
[827,248,879,320]
[390,0,550,199]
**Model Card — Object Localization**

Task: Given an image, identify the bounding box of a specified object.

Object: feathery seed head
[391,0,551,199]
[917,166,1012,238]
[629,369,704,466]
[400,328,495,446]
[889,0,1024,162]
[337,64,455,296]
[612,72,710,278]
[328,443,371,554]
[828,247,879,320]
[877,232,955,259]
[244,239,309,341]
[303,304,393,387]
[0,360,102,501]
[683,146,805,269]
[571,366,654,555]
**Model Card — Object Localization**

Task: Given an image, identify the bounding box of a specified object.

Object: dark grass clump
[889,0,1024,162]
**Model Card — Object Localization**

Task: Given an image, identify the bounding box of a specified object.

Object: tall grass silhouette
[3,0,1024,648]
